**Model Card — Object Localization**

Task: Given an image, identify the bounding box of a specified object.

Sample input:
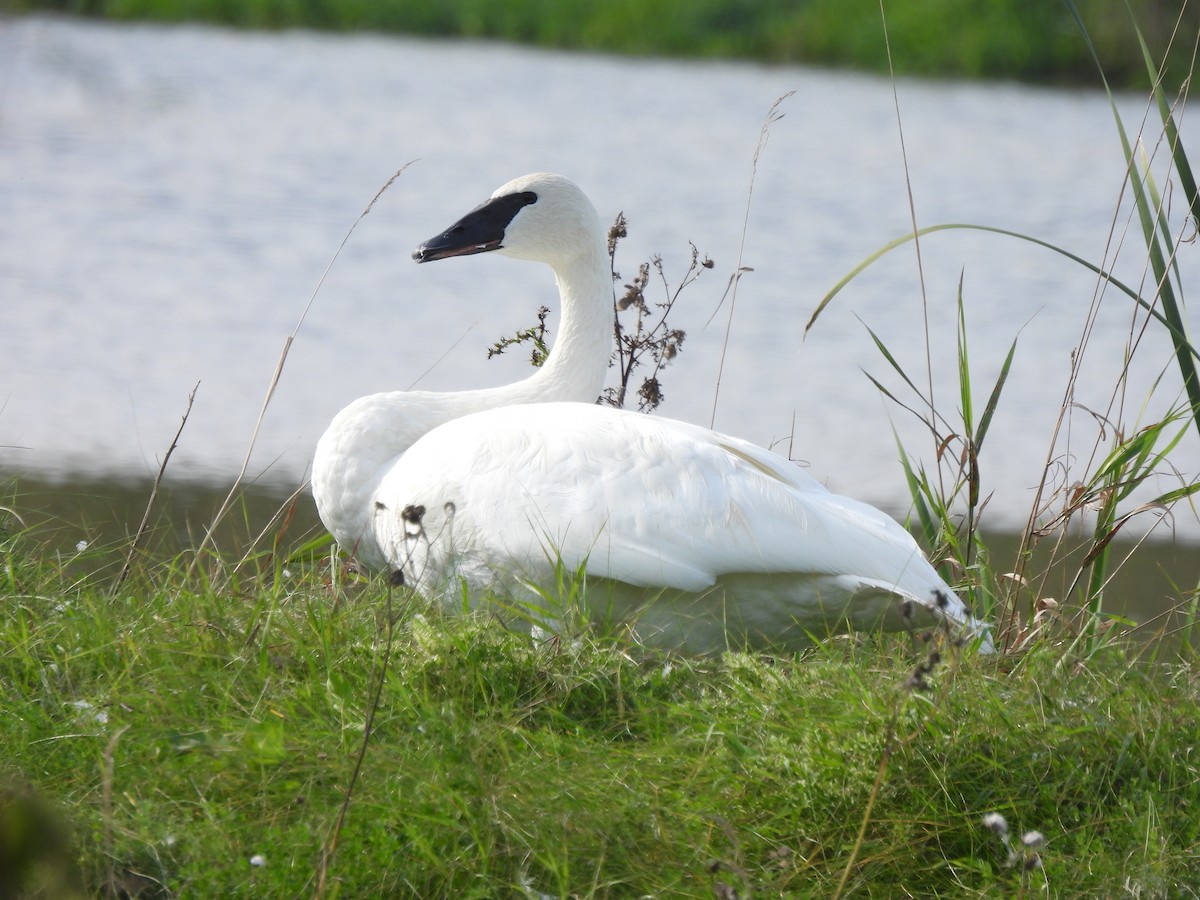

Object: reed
[806,3,1200,658]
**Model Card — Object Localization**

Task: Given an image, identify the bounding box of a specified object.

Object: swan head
[413,173,603,267]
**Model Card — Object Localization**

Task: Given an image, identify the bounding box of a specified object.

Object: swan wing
[372,402,947,601]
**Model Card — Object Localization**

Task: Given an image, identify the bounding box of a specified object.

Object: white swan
[313,173,993,653]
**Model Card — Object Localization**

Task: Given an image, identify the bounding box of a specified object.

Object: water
[1,15,1197,555]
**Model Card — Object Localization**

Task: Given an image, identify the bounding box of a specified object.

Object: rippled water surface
[2,15,1197,543]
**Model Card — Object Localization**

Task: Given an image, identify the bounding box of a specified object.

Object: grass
[14,0,1200,89]
[3,530,1200,897]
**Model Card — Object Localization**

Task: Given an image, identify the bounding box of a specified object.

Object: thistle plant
[487,305,551,367]
[491,213,710,413]
[601,213,709,412]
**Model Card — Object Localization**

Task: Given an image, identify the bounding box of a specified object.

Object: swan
[312,172,993,653]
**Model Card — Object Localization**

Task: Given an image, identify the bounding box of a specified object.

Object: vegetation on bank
[2,530,1199,897]
[14,0,1200,88]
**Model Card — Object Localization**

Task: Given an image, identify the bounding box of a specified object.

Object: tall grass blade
[115,382,198,591]
[1133,4,1200,225]
[891,427,938,550]
[192,164,415,577]
[1065,0,1200,439]
[710,92,794,428]
[862,321,928,401]
[976,337,1017,456]
[811,223,1198,364]
[1133,23,1200,438]
[955,273,974,436]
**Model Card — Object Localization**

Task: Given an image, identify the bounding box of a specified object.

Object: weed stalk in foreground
[491,212,710,413]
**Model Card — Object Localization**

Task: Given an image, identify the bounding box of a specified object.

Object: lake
[1,15,1197,628]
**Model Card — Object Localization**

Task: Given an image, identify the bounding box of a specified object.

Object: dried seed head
[607,212,628,255]
[638,376,663,411]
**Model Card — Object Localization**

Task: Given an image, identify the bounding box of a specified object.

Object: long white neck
[311,238,612,564]
[493,241,613,406]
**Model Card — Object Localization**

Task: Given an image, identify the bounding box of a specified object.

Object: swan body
[313,172,993,652]
[374,402,992,653]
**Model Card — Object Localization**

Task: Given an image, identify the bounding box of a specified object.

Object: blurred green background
[15,0,1199,88]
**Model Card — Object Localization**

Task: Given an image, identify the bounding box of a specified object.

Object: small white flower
[281,568,293,579]
[249,854,266,868]
[70,699,107,726]
[76,540,89,552]
[982,812,1009,836]
[1021,830,1045,849]
[164,835,177,848]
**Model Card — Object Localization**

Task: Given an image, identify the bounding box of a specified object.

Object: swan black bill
[413,190,538,263]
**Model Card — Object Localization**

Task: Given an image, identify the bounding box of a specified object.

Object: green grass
[2,530,1199,897]
[16,0,1200,88]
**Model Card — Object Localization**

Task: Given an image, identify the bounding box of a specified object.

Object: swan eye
[485,190,538,224]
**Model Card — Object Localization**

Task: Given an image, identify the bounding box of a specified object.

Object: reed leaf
[976,337,1017,457]
[892,427,938,551]
[810,223,1199,367]
[1065,0,1200,439]
[955,273,973,437]
[1134,5,1200,226]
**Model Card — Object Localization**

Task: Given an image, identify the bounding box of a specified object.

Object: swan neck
[532,242,612,402]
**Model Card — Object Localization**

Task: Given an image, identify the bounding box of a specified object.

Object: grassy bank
[2,529,1199,897]
[15,0,1200,88]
